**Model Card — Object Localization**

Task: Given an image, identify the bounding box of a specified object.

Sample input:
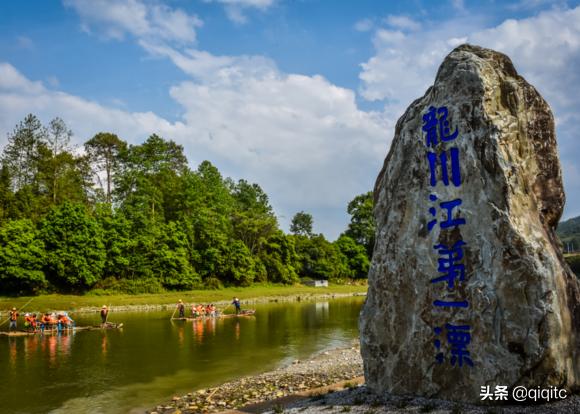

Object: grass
[0,283,367,313]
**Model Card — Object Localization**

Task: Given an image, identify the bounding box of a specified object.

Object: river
[0,296,364,414]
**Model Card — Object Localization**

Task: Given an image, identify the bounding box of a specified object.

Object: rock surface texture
[359,44,580,402]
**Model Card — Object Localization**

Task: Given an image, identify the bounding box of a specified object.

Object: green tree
[334,235,370,278]
[2,114,46,191]
[290,211,313,237]
[292,234,349,281]
[94,203,133,279]
[0,219,47,294]
[344,191,376,258]
[231,179,278,255]
[0,164,14,221]
[85,132,127,203]
[45,117,72,204]
[259,230,299,284]
[40,202,106,291]
[115,134,188,221]
[222,239,258,286]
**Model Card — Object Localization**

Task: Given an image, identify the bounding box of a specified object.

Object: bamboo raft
[172,309,256,321]
[0,323,123,337]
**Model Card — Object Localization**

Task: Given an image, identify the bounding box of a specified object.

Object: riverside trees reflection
[0,297,364,414]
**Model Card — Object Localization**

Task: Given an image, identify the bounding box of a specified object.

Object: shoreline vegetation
[0,283,367,314]
[0,115,375,298]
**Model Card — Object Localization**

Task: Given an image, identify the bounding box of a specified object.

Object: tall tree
[290,211,313,237]
[85,132,127,203]
[231,179,277,255]
[115,134,188,220]
[46,117,72,204]
[344,191,376,258]
[2,114,46,191]
[0,164,14,221]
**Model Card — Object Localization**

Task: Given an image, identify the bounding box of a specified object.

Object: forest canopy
[0,114,375,295]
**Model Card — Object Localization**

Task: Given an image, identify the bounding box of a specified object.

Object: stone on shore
[359,44,580,402]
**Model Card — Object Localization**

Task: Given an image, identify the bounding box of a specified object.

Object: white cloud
[0,57,388,238]
[354,18,374,32]
[359,6,580,220]
[384,15,421,31]
[204,0,275,24]
[0,64,45,95]
[63,0,202,44]
[451,0,465,12]
[0,64,181,147]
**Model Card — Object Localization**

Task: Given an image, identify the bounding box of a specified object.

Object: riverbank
[146,341,364,414]
[0,284,367,315]
[148,343,580,414]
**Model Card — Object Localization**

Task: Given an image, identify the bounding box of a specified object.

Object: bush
[89,276,165,294]
[203,276,224,290]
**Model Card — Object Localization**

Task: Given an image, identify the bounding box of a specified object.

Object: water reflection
[59,331,72,357]
[177,324,185,347]
[8,337,17,368]
[1,296,364,414]
[101,333,108,356]
[192,319,204,343]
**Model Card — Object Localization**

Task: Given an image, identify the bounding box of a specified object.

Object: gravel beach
[147,342,363,414]
[147,343,580,414]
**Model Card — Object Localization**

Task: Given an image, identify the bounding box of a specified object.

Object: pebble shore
[147,342,363,414]
[148,342,580,414]
[276,384,580,414]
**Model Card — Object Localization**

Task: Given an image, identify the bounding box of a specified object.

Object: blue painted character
[433,299,469,308]
[431,240,466,289]
[427,196,466,232]
[426,148,461,187]
[422,106,458,147]
[446,323,474,367]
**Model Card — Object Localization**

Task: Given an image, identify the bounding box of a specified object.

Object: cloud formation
[63,0,202,44]
[204,0,275,24]
[4,1,580,238]
[359,6,580,219]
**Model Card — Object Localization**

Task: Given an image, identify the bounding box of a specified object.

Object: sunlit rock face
[359,44,580,402]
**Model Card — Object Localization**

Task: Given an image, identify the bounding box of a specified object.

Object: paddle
[220,302,232,315]
[0,297,34,328]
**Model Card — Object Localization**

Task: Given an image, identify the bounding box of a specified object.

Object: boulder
[359,44,580,402]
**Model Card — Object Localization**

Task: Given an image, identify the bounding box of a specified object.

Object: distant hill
[557,215,580,253]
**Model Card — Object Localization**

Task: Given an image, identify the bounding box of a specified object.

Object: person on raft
[24,313,35,332]
[177,300,185,318]
[232,297,241,314]
[100,305,109,326]
[9,307,18,330]
[40,313,51,332]
[57,313,74,331]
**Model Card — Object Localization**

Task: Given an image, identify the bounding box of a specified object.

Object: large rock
[359,44,580,402]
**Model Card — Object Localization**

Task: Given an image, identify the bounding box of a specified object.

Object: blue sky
[1,0,580,239]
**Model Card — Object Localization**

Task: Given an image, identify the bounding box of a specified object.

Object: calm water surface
[0,297,364,414]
